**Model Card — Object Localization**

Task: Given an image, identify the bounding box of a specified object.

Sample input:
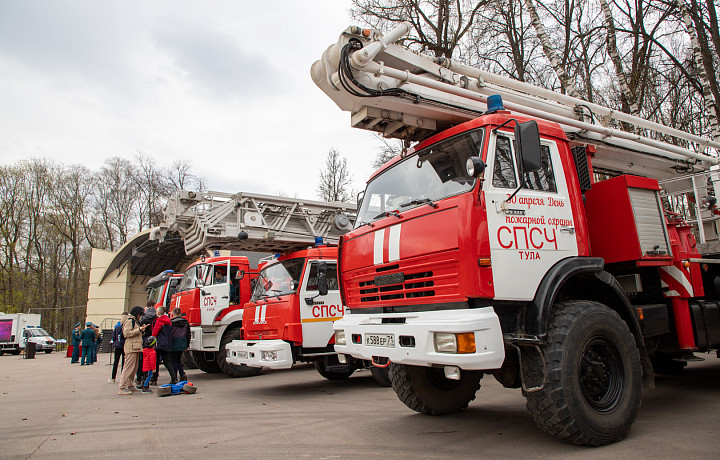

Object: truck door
[200,261,231,326]
[298,261,343,348]
[484,131,579,301]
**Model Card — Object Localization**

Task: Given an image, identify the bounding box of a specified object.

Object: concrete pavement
[1,351,719,459]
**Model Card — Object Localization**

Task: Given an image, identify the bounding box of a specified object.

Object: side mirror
[356,191,365,214]
[514,121,541,173]
[250,279,257,292]
[237,270,246,280]
[317,261,328,296]
[195,279,205,288]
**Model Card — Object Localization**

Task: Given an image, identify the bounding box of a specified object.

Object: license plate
[365,333,395,348]
[237,351,248,359]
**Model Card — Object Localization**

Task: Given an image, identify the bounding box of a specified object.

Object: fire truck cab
[170,255,260,377]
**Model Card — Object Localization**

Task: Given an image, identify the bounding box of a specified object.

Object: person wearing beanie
[152,306,175,384]
[118,306,148,395]
[80,322,96,366]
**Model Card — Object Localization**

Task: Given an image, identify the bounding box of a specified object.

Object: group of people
[70,322,102,366]
[117,301,191,395]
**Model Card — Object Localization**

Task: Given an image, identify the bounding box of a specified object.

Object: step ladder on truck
[311,22,720,445]
[151,190,380,380]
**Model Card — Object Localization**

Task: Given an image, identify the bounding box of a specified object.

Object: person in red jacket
[141,336,157,394]
[151,307,175,384]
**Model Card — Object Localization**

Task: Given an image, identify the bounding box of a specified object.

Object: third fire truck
[226,245,391,385]
[312,23,720,445]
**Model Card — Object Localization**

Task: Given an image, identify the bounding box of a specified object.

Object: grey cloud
[152,22,283,99]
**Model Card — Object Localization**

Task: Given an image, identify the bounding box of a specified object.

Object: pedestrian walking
[141,336,157,394]
[152,306,175,383]
[169,307,191,382]
[108,314,126,383]
[70,324,81,364]
[118,306,147,395]
[80,323,95,366]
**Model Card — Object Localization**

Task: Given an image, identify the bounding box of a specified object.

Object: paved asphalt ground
[1,351,719,459]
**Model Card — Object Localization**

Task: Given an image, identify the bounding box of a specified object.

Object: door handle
[221,296,229,299]
[560,226,576,234]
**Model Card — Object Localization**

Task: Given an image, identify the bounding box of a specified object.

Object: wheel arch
[527,257,654,387]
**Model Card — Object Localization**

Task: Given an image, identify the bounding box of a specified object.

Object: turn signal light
[456,333,476,354]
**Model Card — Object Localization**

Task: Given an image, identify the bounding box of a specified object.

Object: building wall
[86,248,133,328]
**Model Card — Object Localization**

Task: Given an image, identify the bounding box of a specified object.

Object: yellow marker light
[456,333,476,354]
[362,29,371,37]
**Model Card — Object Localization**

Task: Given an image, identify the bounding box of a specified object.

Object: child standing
[141,336,157,394]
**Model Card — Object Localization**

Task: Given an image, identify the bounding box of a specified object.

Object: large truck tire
[314,355,355,380]
[370,366,392,387]
[181,350,198,370]
[217,328,262,378]
[523,301,642,446]
[192,351,221,373]
[389,363,482,415]
[11,349,21,355]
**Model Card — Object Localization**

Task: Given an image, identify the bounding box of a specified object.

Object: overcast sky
[0,0,383,199]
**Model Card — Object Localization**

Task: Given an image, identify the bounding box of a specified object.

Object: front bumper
[333,307,505,370]
[225,339,294,369]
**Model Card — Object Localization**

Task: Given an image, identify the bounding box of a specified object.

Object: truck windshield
[251,258,305,301]
[146,285,164,304]
[30,329,50,337]
[356,128,484,227]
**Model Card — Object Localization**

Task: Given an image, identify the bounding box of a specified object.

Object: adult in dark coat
[151,306,175,383]
[108,314,126,383]
[80,323,96,365]
[71,325,81,363]
[169,307,191,381]
[136,304,157,384]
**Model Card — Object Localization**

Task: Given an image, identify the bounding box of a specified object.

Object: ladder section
[312,23,720,180]
[154,190,355,255]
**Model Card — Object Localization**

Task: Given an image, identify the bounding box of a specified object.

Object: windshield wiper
[373,210,402,220]
[400,198,438,209]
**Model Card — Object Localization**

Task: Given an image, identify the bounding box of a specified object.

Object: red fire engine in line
[226,244,391,385]
[150,190,356,378]
[312,23,720,445]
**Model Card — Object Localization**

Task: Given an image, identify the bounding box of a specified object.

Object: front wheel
[389,363,482,415]
[314,355,354,380]
[44,349,52,354]
[217,328,262,378]
[192,351,221,373]
[523,301,642,446]
[370,366,392,387]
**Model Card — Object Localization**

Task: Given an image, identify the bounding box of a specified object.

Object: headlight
[261,350,277,361]
[434,332,457,353]
[335,330,346,346]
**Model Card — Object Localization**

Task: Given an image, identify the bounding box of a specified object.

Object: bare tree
[351,0,487,58]
[318,148,353,202]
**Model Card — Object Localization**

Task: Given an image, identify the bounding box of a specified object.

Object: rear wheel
[217,328,262,378]
[44,349,52,354]
[192,351,221,373]
[314,355,354,380]
[523,301,642,446]
[11,349,21,355]
[389,363,482,415]
[370,366,392,387]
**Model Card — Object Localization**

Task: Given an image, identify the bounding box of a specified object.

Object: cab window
[305,262,339,291]
[492,135,517,189]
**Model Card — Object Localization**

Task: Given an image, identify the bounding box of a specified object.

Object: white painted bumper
[225,339,294,369]
[333,307,505,370]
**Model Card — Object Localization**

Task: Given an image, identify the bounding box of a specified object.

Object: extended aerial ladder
[150,190,355,255]
[311,21,720,247]
[311,22,720,183]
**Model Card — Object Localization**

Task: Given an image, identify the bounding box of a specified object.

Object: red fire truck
[171,255,260,377]
[312,23,720,445]
[226,245,391,385]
